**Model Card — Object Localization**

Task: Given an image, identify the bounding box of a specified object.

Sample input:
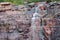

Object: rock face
[0,2,60,40]
[0,2,32,40]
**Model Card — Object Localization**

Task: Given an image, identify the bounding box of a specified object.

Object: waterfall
[31,7,40,40]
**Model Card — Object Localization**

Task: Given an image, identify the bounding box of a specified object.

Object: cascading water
[31,6,40,40]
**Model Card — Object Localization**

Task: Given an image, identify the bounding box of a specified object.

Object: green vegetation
[0,0,60,5]
[1,0,24,5]
[0,0,3,2]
